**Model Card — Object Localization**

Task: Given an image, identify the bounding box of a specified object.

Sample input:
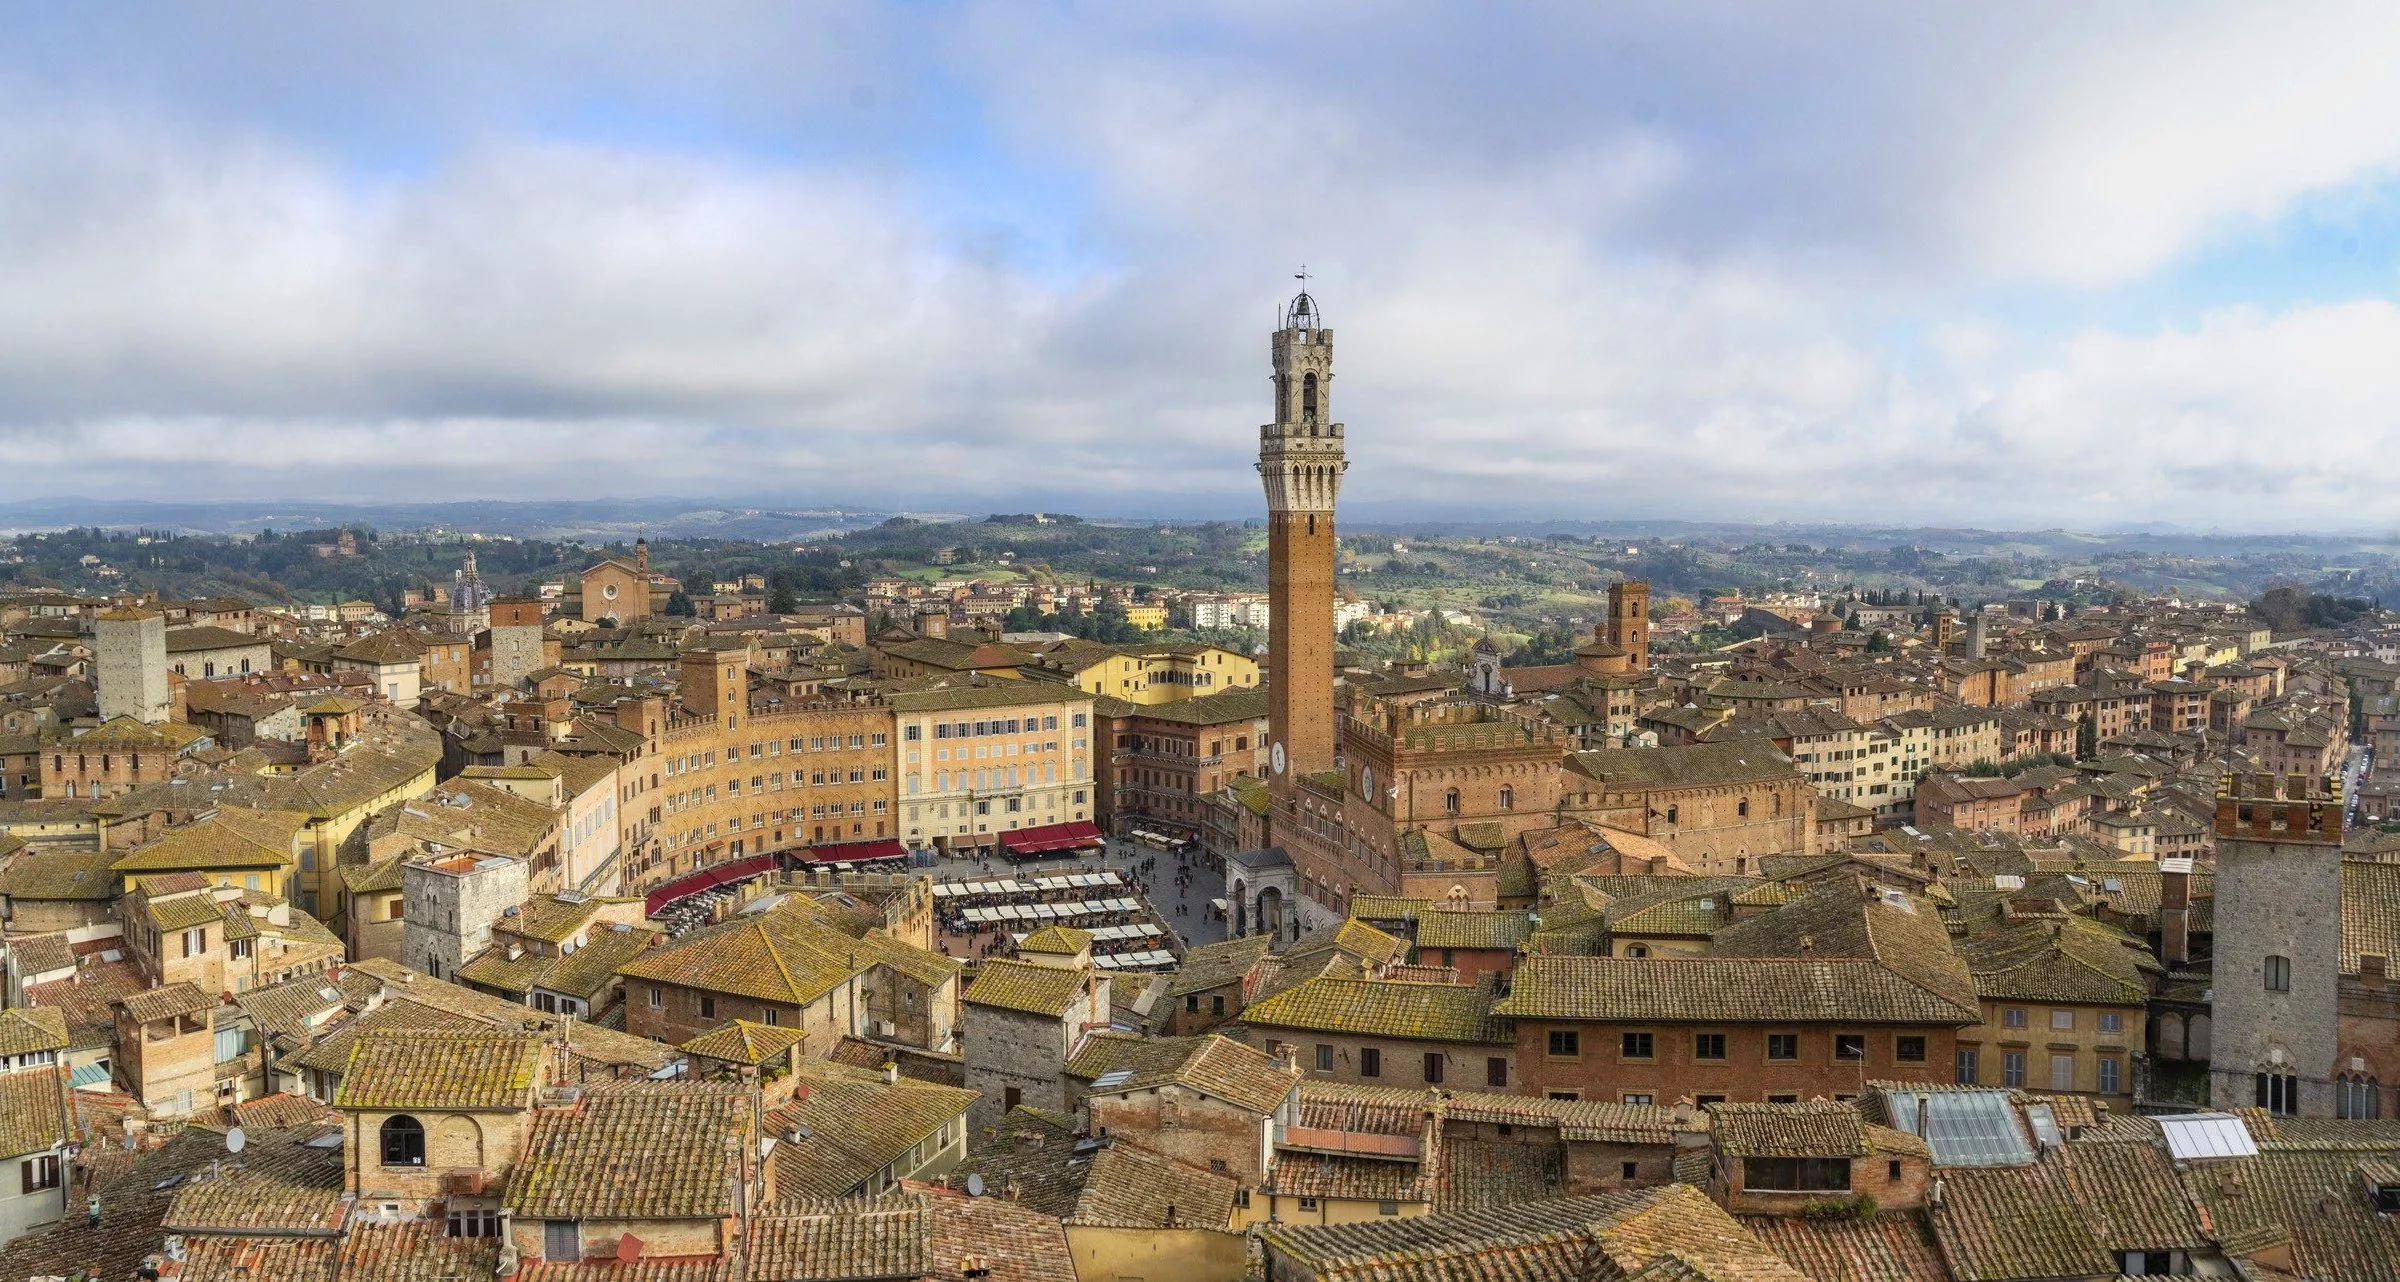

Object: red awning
[642,851,778,915]
[998,820,1106,856]
[797,838,906,865]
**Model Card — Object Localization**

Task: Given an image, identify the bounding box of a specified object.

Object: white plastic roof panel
[1884,1088,2037,1167]
[2159,1112,2259,1162]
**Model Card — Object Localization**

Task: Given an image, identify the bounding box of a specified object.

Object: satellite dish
[965,1173,986,1197]
[225,1126,246,1155]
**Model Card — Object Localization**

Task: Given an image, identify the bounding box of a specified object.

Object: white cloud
[2,5,2400,529]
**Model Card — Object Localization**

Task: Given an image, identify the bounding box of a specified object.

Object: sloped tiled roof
[1066,1031,1295,1114]
[679,1019,805,1067]
[506,1081,745,1220]
[963,958,1087,1018]
[768,1061,978,1200]
[1742,1212,1949,1282]
[1241,978,1508,1045]
[161,1121,347,1234]
[0,1006,69,1058]
[1017,924,1091,956]
[616,897,892,1007]
[0,846,121,900]
[333,1029,543,1111]
[1261,1183,1806,1282]
[0,1067,65,1159]
[1496,956,1978,1026]
[1068,1140,1241,1229]
[1411,909,1531,953]
[118,981,215,1025]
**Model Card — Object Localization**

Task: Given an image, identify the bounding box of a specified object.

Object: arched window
[1447,884,1469,905]
[1499,786,1515,810]
[1301,372,1318,422]
[2340,1075,2382,1119]
[380,1115,426,1167]
[1737,798,1750,818]
[1445,788,1461,814]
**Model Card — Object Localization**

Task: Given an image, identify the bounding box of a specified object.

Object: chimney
[2364,954,2389,984]
[2159,857,2193,968]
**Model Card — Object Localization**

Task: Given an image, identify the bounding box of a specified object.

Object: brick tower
[1606,580,1651,672]
[1258,284,1346,785]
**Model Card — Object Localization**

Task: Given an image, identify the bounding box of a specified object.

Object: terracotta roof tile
[1242,977,1509,1045]
[506,1081,746,1220]
[333,1028,544,1111]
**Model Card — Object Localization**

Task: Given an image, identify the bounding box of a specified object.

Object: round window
[1270,742,1286,776]
[602,583,619,601]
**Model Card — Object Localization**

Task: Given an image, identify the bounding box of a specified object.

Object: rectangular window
[1835,1034,1866,1061]
[1694,1032,1726,1061]
[1486,1057,1509,1088]
[2050,1054,2076,1092]
[2003,1007,2027,1029]
[1423,1053,1444,1084]
[544,1221,580,1263]
[2003,1051,2026,1088]
[2050,1009,2075,1031]
[2097,1057,2121,1094]
[2265,955,2291,992]
[1742,1157,1853,1192]
[699,996,716,1019]
[1767,1033,1799,1061]
[1315,1044,1333,1072]
[448,1208,503,1237]
[2097,1012,2124,1035]
[21,1153,59,1194]
[1547,1030,1580,1058]
[1622,1093,1653,1105]
[1621,1032,1653,1060]
[1359,1047,1381,1078]
[647,987,662,1009]
[1955,1048,1979,1084]
[1895,1036,1927,1062]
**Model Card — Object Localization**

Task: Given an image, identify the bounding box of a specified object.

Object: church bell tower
[1259,282,1347,785]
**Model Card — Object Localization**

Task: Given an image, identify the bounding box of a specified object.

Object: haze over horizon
[5,5,2400,529]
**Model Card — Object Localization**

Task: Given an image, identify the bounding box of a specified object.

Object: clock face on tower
[1271,742,1287,776]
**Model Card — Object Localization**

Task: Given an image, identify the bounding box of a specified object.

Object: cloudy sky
[3,3,2399,529]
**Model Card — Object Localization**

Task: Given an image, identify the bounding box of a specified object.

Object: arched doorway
[1255,887,1285,942]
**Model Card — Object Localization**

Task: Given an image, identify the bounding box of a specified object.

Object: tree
[664,591,694,617]
[767,585,799,614]
[1866,631,1890,653]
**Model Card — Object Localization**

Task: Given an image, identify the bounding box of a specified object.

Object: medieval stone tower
[1258,285,1346,785]
[95,606,170,724]
[2209,773,2345,1116]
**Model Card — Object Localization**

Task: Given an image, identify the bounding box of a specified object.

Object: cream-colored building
[892,683,1097,854]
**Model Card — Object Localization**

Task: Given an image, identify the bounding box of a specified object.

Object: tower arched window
[1445,788,1461,814]
[380,1115,426,1167]
[1499,785,1515,810]
[1301,372,1318,423]
[1737,798,1749,818]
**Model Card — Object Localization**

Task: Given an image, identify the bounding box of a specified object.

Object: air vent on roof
[2103,878,2123,893]
[1994,875,2025,891]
